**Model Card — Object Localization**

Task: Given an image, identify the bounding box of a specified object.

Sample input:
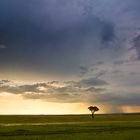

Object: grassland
[0,114,140,140]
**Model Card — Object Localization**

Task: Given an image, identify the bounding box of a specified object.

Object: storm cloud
[0,0,140,113]
[0,0,117,76]
[132,34,140,60]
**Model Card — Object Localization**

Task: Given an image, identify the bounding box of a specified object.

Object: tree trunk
[92,113,94,118]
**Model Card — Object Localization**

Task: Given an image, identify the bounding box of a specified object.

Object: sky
[0,0,140,114]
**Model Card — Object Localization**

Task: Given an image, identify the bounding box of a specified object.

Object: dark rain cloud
[101,21,115,43]
[79,66,89,76]
[0,0,140,108]
[132,34,140,60]
[97,92,140,106]
[0,0,115,44]
[0,0,117,76]
[77,78,108,87]
[79,61,106,77]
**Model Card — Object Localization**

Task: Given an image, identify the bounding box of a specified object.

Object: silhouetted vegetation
[88,106,99,118]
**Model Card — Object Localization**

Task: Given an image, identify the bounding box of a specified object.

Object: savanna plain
[0,114,140,140]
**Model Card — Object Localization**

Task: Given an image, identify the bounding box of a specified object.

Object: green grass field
[0,114,140,140]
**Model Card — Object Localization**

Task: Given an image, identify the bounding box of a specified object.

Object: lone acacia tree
[88,106,99,118]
